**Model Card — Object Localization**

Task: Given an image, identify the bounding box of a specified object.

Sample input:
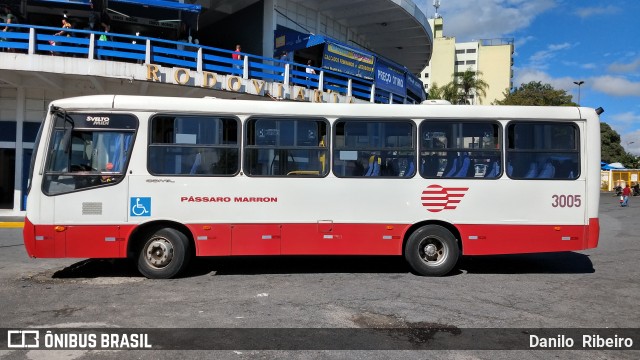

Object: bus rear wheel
[404,225,459,276]
[137,228,190,279]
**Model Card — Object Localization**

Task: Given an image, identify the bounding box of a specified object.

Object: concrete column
[88,33,95,60]
[262,0,276,59]
[13,87,25,213]
[28,28,35,55]
[145,39,152,64]
[283,63,290,87]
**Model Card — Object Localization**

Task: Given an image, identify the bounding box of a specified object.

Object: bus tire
[404,225,459,276]
[137,228,190,279]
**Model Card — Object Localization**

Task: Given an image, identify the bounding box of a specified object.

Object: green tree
[493,81,576,106]
[428,82,442,100]
[441,81,463,104]
[600,122,637,167]
[427,81,463,104]
[456,69,489,104]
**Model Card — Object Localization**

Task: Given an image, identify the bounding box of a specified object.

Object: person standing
[1,5,16,32]
[1,5,17,52]
[305,59,316,88]
[621,184,631,207]
[54,17,72,36]
[232,44,242,71]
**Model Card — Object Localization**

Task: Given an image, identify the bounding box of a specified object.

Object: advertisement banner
[375,60,406,95]
[274,27,312,53]
[322,43,375,80]
[406,73,425,100]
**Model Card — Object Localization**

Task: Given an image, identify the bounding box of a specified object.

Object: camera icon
[7,330,40,348]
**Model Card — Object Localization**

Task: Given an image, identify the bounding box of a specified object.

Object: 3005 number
[552,195,582,208]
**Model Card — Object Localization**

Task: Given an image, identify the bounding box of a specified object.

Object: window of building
[333,120,416,177]
[466,60,476,65]
[244,117,329,177]
[149,115,239,176]
[467,49,477,53]
[455,60,465,65]
[506,122,579,179]
[455,49,465,54]
[23,122,42,143]
[0,149,15,208]
[0,121,17,142]
[420,121,501,178]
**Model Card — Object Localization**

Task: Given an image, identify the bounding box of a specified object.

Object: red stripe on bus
[457,224,593,255]
[586,218,599,249]
[23,222,598,259]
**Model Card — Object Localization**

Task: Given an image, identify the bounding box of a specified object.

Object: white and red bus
[23,95,601,278]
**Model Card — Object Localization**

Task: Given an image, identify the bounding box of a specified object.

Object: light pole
[573,80,584,106]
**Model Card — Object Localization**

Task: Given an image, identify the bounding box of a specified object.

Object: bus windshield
[43,112,137,195]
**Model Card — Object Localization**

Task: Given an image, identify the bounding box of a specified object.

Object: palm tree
[441,82,463,104]
[428,82,443,100]
[427,81,463,104]
[455,68,489,104]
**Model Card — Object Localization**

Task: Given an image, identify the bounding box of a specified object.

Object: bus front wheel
[404,225,459,276]
[137,228,190,279]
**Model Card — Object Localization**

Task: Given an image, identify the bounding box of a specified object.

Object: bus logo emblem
[421,185,469,212]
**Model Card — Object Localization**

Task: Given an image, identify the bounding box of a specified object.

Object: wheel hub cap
[424,243,437,257]
[145,238,174,268]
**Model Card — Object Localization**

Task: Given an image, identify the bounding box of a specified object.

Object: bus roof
[49,95,591,121]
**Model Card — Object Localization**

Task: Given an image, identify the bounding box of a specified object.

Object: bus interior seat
[454,155,471,177]
[365,155,381,176]
[189,153,202,174]
[405,160,416,177]
[443,155,459,177]
[484,161,500,178]
[537,160,555,178]
[524,162,539,178]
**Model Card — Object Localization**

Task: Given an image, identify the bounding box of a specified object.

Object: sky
[414,0,640,155]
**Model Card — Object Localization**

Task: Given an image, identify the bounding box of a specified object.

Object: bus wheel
[137,228,190,279]
[404,225,459,276]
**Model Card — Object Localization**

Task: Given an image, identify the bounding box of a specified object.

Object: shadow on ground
[459,252,594,274]
[50,251,594,279]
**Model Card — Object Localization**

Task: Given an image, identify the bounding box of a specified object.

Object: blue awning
[109,0,201,13]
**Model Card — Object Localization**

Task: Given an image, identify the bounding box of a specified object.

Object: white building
[421,16,514,104]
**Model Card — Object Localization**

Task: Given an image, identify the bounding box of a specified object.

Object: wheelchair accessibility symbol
[130,197,151,217]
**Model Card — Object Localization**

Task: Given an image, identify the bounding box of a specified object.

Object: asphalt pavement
[0,193,637,359]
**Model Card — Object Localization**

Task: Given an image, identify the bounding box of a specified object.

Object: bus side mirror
[595,107,604,115]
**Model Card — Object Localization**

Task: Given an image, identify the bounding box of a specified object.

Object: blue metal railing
[0,23,419,103]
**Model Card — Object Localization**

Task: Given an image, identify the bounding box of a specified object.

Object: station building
[0,0,433,215]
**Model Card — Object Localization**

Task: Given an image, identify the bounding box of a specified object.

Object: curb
[0,222,24,228]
